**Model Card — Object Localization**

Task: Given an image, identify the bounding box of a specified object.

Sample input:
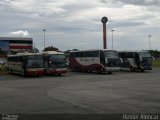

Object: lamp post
[148,35,151,50]
[111,29,114,49]
[43,29,46,50]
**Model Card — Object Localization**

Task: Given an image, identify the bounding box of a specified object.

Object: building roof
[0,37,32,41]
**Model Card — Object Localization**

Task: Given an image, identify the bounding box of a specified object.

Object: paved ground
[0,67,160,114]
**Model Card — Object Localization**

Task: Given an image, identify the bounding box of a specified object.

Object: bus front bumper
[47,68,68,75]
[106,67,120,72]
[26,69,45,76]
[141,66,152,70]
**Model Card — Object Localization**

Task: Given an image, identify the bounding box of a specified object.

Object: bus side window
[69,52,77,58]
[43,55,47,61]
[77,52,82,57]
[126,52,134,58]
[23,56,27,66]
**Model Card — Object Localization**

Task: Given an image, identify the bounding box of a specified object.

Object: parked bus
[7,52,45,76]
[42,51,67,75]
[69,49,120,74]
[118,50,152,72]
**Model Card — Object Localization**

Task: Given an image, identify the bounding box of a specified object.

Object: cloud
[0,0,160,51]
[107,0,160,6]
[10,30,30,37]
[2,0,77,16]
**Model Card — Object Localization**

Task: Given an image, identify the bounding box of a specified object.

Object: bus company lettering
[80,58,95,62]
[123,114,159,120]
[123,114,139,120]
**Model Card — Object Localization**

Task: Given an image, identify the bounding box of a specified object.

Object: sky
[0,0,160,51]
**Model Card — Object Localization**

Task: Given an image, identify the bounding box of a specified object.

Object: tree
[43,46,59,51]
[31,47,39,53]
[72,49,79,51]
[0,48,7,54]
[149,50,160,58]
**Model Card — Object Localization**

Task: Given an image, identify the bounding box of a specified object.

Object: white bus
[118,50,152,72]
[42,51,67,75]
[69,49,120,74]
[7,52,45,76]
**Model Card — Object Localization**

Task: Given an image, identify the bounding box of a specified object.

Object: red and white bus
[42,51,67,75]
[69,49,120,74]
[7,53,45,76]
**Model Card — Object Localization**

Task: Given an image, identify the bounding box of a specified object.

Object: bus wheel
[108,72,112,74]
[96,68,102,74]
[76,67,80,72]
[21,71,24,76]
[130,66,134,72]
[58,73,61,76]
[141,69,144,72]
[22,70,26,77]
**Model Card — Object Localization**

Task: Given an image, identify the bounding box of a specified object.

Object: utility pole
[148,35,151,50]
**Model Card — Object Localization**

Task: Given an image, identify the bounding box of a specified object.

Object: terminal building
[0,37,33,57]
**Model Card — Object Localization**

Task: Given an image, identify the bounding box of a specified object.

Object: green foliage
[64,49,79,54]
[0,49,7,54]
[152,60,160,66]
[0,64,8,73]
[43,46,59,51]
[149,50,160,57]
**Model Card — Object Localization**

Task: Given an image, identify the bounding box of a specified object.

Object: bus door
[126,52,137,68]
[119,53,129,68]
[100,50,105,67]
[134,52,141,69]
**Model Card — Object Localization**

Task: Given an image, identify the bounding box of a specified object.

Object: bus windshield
[27,55,44,68]
[50,54,65,63]
[104,51,119,58]
[139,52,151,58]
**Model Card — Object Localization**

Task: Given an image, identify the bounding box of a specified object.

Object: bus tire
[96,68,102,74]
[130,66,134,72]
[74,67,79,72]
[21,71,24,76]
[108,71,112,74]
[21,71,25,77]
[58,73,61,76]
[10,69,13,73]
[141,69,144,72]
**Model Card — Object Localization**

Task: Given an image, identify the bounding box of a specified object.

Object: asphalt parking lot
[0,67,160,114]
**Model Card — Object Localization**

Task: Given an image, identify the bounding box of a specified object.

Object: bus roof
[42,51,64,55]
[118,50,149,53]
[8,52,43,57]
[70,49,117,53]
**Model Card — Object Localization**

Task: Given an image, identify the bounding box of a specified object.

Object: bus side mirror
[120,58,123,63]
[140,57,142,61]
[105,58,108,63]
[152,56,155,61]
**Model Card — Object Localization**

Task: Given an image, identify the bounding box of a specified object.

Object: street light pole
[111,29,114,49]
[148,35,151,50]
[43,29,46,50]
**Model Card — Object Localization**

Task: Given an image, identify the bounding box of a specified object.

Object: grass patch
[152,60,160,66]
[0,64,8,74]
